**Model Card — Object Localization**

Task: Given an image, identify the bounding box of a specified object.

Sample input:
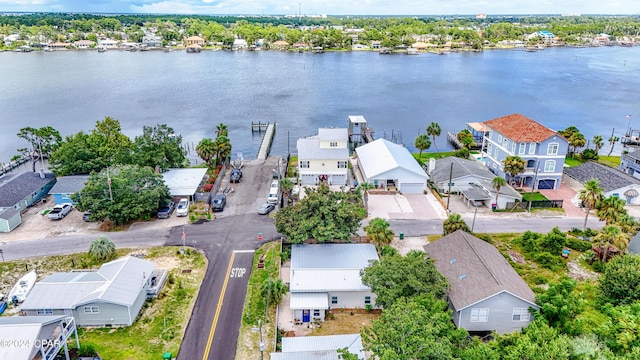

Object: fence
[506,199,563,210]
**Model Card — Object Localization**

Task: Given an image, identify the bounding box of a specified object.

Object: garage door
[400,183,425,194]
[538,179,556,190]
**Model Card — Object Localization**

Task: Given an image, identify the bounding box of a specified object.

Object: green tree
[593,135,604,154]
[17,126,62,172]
[540,226,567,255]
[214,135,232,165]
[598,302,640,354]
[88,116,133,166]
[559,125,580,140]
[73,164,171,226]
[600,255,640,306]
[443,214,470,235]
[495,318,572,360]
[457,129,476,149]
[492,176,507,210]
[426,122,441,154]
[361,295,467,360]
[88,236,116,262]
[502,155,525,185]
[579,179,604,231]
[414,133,431,158]
[196,138,217,168]
[274,183,366,243]
[536,278,585,334]
[260,277,287,318]
[50,131,102,176]
[364,217,395,249]
[336,348,358,360]
[133,124,187,171]
[360,250,448,307]
[593,225,629,262]
[580,148,599,161]
[215,123,229,137]
[607,136,619,156]
[596,196,626,225]
[569,132,586,157]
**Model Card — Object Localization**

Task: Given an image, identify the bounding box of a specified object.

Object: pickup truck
[48,203,73,220]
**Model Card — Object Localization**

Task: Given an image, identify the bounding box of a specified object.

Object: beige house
[297,128,349,186]
[185,35,205,47]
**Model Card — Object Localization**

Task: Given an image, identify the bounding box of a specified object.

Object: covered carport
[457,182,492,208]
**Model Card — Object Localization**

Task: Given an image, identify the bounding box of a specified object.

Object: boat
[8,269,37,303]
[97,46,106,53]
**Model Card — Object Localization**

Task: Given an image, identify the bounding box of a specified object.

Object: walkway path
[257,123,276,160]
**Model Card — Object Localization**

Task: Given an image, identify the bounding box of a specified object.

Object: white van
[267,187,279,204]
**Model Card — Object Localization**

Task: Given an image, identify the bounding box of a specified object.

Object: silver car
[176,198,189,217]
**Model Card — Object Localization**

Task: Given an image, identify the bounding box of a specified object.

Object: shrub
[565,237,592,252]
[592,261,605,272]
[203,183,213,192]
[533,275,549,285]
[534,252,566,271]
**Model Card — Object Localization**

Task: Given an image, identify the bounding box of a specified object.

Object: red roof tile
[483,113,558,142]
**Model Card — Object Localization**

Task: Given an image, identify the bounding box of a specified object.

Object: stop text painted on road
[230,268,246,278]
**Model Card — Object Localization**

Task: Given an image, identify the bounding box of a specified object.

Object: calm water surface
[1,47,639,165]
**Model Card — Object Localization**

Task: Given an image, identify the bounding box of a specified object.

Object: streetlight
[258,319,265,360]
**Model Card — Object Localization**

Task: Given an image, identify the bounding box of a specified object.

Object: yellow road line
[202,252,236,360]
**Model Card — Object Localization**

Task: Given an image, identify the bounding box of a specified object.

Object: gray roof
[22,256,156,310]
[625,149,640,160]
[271,350,339,360]
[0,207,19,220]
[629,232,640,255]
[430,157,494,184]
[279,334,365,360]
[423,231,537,311]
[564,161,640,192]
[297,138,349,160]
[291,244,379,270]
[49,175,89,194]
[0,171,56,207]
[457,182,492,201]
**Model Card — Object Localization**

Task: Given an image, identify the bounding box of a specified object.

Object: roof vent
[459,274,467,280]
[450,258,457,264]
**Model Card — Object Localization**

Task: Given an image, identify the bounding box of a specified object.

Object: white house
[0,316,79,360]
[355,138,428,193]
[271,334,366,359]
[162,168,208,201]
[297,128,350,186]
[289,244,380,324]
[564,161,640,205]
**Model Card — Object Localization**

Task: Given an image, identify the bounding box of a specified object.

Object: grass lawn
[287,156,298,178]
[521,191,548,201]
[564,157,583,167]
[413,152,456,164]
[598,155,620,168]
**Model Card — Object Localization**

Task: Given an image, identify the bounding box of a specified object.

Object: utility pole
[107,167,113,201]
[446,162,453,212]
[528,166,539,213]
[259,319,265,360]
[471,204,478,232]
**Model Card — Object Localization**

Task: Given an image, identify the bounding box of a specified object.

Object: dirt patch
[307,311,379,336]
[567,260,598,281]
[508,251,525,264]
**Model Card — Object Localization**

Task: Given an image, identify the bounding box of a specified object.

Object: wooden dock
[257,123,276,160]
[251,122,270,132]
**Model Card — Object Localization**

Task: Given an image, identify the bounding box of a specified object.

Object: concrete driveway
[367,193,447,221]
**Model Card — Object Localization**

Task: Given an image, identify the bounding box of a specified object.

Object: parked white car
[176,198,189,217]
[48,203,73,220]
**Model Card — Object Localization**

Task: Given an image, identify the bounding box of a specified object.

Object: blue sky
[0,0,636,16]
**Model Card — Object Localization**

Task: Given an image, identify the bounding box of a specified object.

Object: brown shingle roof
[483,113,558,143]
[423,230,537,310]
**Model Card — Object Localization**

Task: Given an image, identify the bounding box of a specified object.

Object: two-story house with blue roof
[482,114,568,190]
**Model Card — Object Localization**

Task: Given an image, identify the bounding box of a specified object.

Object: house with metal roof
[424,231,539,334]
[48,175,89,204]
[619,148,640,180]
[162,168,208,201]
[355,138,428,193]
[428,157,522,209]
[271,334,366,360]
[289,244,379,324]
[0,171,56,232]
[21,256,163,327]
[297,128,350,186]
[564,161,640,205]
[482,114,568,190]
[0,315,79,360]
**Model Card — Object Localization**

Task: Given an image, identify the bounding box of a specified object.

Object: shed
[355,138,428,193]
[0,171,56,232]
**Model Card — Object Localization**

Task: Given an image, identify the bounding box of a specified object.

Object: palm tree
[492,177,507,210]
[214,135,232,165]
[364,217,395,248]
[215,123,229,138]
[596,196,626,225]
[414,134,431,158]
[616,214,639,234]
[607,136,619,156]
[261,277,288,318]
[593,135,604,154]
[443,213,470,235]
[593,225,630,262]
[426,122,441,154]
[196,138,217,167]
[569,132,586,157]
[502,156,525,186]
[579,179,604,231]
[88,236,116,262]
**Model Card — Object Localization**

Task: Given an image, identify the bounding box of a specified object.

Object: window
[470,308,489,322]
[498,135,502,143]
[503,138,508,148]
[529,143,536,155]
[487,144,493,154]
[300,161,310,169]
[338,161,348,169]
[488,130,492,139]
[36,309,53,315]
[519,143,526,155]
[62,193,71,199]
[544,160,555,172]
[365,296,371,305]
[511,142,516,153]
[330,141,337,147]
[313,309,320,317]
[512,308,530,322]
[547,142,559,155]
[331,296,338,304]
[494,148,498,158]
[84,306,99,314]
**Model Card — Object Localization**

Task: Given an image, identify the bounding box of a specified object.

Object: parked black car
[211,194,226,212]
[230,169,242,183]
[157,201,175,219]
